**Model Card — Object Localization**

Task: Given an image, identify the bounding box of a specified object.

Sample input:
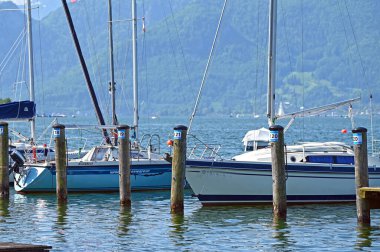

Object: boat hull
[186,159,380,206]
[14,160,172,193]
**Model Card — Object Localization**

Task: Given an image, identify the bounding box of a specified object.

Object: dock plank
[0,243,52,251]
[359,187,380,209]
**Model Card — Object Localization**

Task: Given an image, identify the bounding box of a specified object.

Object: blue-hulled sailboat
[14,0,172,193]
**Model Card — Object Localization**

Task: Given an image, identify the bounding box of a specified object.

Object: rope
[188,0,228,134]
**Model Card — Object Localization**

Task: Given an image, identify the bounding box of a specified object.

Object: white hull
[186,159,380,205]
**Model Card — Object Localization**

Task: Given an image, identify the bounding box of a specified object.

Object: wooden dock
[0,243,52,251]
[359,187,380,209]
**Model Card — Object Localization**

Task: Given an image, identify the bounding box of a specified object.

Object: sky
[0,0,62,19]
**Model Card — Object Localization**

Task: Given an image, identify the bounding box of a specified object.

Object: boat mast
[61,0,111,144]
[132,0,139,140]
[108,0,117,125]
[26,0,36,141]
[267,0,277,127]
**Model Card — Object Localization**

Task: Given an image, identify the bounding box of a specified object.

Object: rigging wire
[162,7,185,91]
[109,0,132,122]
[253,0,260,117]
[168,0,192,89]
[0,29,25,73]
[280,0,294,73]
[141,0,151,125]
[15,26,28,103]
[13,30,22,101]
[188,0,228,134]
[37,4,47,131]
[336,1,356,86]
[81,0,109,123]
[336,0,358,131]
[343,0,371,94]
[343,0,374,154]
[301,0,305,140]
[118,22,132,122]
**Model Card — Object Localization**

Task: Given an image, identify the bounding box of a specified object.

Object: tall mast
[108,0,117,125]
[131,0,139,139]
[26,0,36,141]
[267,0,277,127]
[61,0,111,144]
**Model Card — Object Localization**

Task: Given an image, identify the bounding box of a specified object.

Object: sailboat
[2,0,56,172]
[185,0,380,205]
[13,0,172,193]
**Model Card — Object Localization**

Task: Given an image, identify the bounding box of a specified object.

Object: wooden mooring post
[53,124,67,203]
[0,243,52,252]
[118,125,131,206]
[0,122,9,198]
[353,127,371,224]
[353,127,380,223]
[170,125,187,213]
[269,125,287,221]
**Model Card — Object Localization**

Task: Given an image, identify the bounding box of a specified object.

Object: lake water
[2,115,380,251]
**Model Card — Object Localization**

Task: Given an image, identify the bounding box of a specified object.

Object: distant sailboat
[277,101,285,117]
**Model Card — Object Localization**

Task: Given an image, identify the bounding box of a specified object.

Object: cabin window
[305,155,354,164]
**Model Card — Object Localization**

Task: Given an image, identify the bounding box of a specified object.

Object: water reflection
[0,199,10,219]
[272,220,294,251]
[54,203,68,243]
[118,206,132,236]
[169,213,187,247]
[356,225,372,249]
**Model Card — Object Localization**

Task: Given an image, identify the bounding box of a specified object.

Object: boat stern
[14,164,53,193]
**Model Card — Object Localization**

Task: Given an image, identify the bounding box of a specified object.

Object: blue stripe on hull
[187,160,380,174]
[197,194,356,206]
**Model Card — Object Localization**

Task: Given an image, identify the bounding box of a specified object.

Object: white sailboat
[13,0,172,193]
[185,0,380,206]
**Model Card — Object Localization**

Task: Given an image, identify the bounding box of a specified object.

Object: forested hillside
[1,0,379,122]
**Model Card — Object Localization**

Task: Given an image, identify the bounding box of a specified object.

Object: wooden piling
[0,243,52,251]
[269,125,286,221]
[0,122,9,198]
[117,125,131,206]
[53,124,67,202]
[170,125,187,213]
[353,127,370,224]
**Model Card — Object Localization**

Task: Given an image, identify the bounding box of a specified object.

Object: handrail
[187,134,222,160]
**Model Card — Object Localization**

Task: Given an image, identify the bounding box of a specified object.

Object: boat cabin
[242,128,270,151]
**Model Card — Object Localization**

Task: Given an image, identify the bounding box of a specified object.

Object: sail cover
[0,101,36,120]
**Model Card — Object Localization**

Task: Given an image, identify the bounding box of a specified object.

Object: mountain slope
[1,0,379,120]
